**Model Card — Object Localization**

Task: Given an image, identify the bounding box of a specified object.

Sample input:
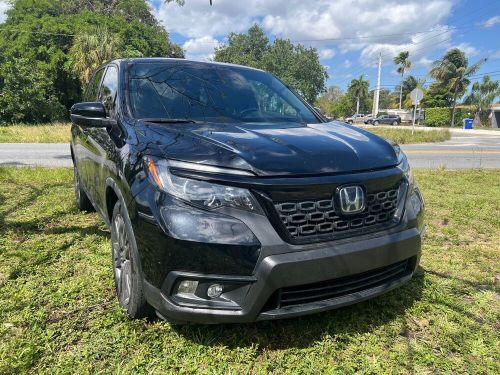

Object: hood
[137,121,398,177]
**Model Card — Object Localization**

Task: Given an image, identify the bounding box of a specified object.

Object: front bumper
[144,225,423,324]
[133,166,424,323]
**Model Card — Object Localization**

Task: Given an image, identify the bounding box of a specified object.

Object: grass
[1,168,499,374]
[0,123,451,145]
[0,123,71,143]
[364,127,451,144]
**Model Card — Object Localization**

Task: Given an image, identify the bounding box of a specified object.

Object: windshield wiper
[139,118,200,124]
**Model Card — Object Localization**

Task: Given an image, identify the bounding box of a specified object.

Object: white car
[345,113,365,124]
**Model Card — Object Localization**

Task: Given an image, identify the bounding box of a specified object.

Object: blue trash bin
[464,118,473,129]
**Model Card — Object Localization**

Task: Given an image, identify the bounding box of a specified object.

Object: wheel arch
[104,177,133,226]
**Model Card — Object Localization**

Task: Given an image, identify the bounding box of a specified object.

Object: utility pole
[372,53,382,116]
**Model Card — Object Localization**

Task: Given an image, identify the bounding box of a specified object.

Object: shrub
[0,59,66,124]
[424,107,472,127]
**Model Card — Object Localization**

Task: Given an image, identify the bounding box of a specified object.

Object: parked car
[70,58,424,324]
[366,114,402,126]
[363,114,374,124]
[345,113,368,123]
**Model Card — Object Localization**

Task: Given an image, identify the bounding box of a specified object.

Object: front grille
[269,259,410,309]
[274,183,403,240]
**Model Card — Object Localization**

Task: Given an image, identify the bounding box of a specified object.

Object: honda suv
[70,59,425,324]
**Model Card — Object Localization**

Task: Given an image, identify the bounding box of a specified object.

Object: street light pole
[372,53,382,116]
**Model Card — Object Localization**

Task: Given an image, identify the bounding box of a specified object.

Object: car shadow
[171,267,425,350]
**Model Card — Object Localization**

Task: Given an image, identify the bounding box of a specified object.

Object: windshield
[127,61,320,124]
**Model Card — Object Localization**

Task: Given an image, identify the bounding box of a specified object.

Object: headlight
[392,142,413,186]
[144,158,262,213]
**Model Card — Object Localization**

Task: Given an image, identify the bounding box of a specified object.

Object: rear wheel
[111,200,151,318]
[74,166,94,212]
[392,121,398,126]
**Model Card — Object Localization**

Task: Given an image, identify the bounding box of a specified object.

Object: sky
[149,0,500,92]
[0,0,499,92]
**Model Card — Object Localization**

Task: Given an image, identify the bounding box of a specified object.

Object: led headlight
[144,158,262,213]
[392,142,413,186]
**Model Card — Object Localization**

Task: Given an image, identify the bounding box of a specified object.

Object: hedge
[424,107,471,127]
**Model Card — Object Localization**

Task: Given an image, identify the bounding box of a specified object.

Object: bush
[424,107,471,127]
[0,59,66,124]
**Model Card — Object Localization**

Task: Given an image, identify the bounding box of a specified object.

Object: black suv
[367,114,402,126]
[70,59,424,324]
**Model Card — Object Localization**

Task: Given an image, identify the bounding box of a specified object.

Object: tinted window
[85,68,105,101]
[127,62,319,124]
[99,66,118,117]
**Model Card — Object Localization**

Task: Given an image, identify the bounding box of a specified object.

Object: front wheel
[373,121,379,126]
[392,121,398,126]
[111,200,152,318]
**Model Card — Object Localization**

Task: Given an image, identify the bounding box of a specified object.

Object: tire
[111,200,152,319]
[392,121,398,126]
[373,121,379,126]
[348,120,353,124]
[74,166,94,212]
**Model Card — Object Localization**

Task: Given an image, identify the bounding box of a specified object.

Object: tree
[464,75,500,125]
[70,27,123,84]
[347,75,369,115]
[214,25,328,103]
[429,48,486,126]
[393,51,411,110]
[0,58,66,123]
[315,86,343,115]
[0,0,183,123]
[214,25,269,68]
[371,89,396,110]
[421,83,453,108]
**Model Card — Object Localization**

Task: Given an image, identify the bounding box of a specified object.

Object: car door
[86,64,121,212]
[73,67,105,198]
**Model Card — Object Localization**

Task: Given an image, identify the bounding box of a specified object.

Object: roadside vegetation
[0,123,451,144]
[364,127,451,144]
[0,123,71,143]
[1,167,498,373]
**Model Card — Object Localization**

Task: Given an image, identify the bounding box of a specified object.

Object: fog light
[207,284,223,298]
[177,280,198,295]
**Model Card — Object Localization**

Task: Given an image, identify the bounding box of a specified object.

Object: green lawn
[364,127,451,144]
[0,123,71,143]
[0,123,451,145]
[0,168,499,373]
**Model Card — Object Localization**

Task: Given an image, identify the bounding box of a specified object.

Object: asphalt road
[1,131,499,169]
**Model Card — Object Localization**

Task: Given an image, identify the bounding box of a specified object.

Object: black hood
[136,121,398,177]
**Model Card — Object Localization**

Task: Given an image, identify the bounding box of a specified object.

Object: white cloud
[155,0,454,62]
[483,15,500,28]
[318,48,336,59]
[0,0,9,23]
[182,36,220,61]
[454,42,478,57]
[416,57,433,67]
[343,59,351,68]
[492,50,500,59]
[359,25,453,67]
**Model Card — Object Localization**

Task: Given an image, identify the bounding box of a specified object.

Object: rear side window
[98,66,119,117]
[85,68,105,102]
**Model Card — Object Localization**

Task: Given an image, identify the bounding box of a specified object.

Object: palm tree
[430,48,486,126]
[393,51,411,110]
[348,75,369,115]
[464,75,500,125]
[70,27,123,84]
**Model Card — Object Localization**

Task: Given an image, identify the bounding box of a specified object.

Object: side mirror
[70,102,116,127]
[313,106,323,114]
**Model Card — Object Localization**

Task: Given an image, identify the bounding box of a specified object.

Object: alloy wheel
[112,214,132,306]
